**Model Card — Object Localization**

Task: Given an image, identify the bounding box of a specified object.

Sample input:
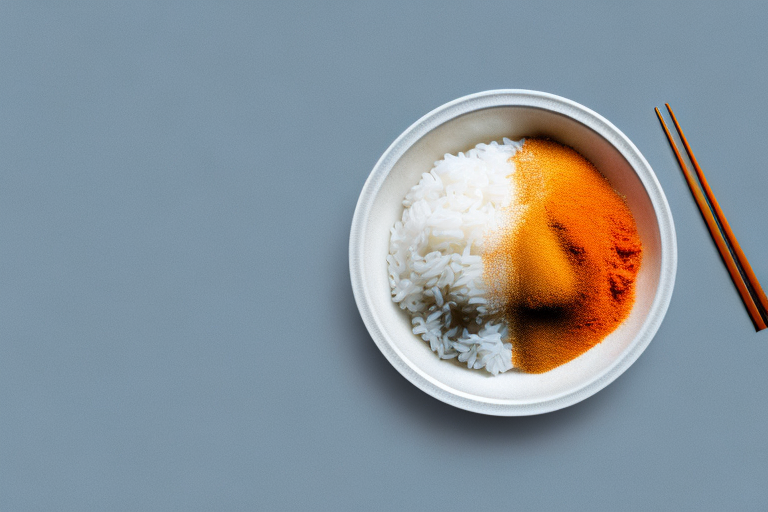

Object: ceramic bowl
[349,90,676,415]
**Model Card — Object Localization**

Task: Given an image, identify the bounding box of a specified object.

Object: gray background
[1,1,766,510]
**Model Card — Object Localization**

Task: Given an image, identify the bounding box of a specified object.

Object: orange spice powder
[484,138,642,373]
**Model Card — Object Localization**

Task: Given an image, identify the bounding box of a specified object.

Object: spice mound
[387,137,642,375]
[486,139,642,373]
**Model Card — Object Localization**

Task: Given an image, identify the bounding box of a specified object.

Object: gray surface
[0,1,766,510]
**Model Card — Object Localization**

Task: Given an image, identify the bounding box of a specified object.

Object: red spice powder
[484,138,642,373]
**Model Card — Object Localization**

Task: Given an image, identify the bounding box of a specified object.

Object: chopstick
[665,104,768,321]
[655,105,768,331]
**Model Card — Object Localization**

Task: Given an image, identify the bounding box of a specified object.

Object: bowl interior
[361,105,662,404]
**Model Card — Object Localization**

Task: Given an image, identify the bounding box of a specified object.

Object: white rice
[387,138,524,375]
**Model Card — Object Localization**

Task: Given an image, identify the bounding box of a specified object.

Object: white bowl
[349,90,676,416]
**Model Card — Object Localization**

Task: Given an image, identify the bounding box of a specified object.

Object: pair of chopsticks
[656,104,768,331]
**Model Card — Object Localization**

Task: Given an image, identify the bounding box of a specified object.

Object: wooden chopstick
[665,104,768,322]
[655,106,767,331]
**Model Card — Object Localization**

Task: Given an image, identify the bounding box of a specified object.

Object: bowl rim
[349,89,677,416]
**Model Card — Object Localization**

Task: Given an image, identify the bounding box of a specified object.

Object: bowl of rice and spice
[349,90,676,415]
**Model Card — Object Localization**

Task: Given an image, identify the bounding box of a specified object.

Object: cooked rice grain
[387,139,523,375]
